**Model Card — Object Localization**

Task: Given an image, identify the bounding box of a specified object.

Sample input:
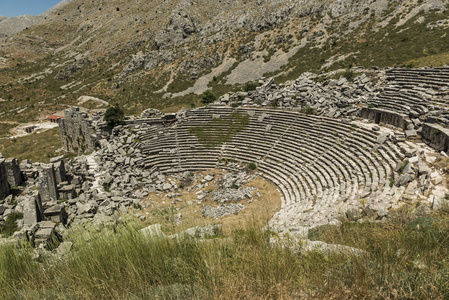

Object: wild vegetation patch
[1,209,448,299]
[0,212,23,237]
[189,111,249,146]
[0,128,62,163]
[0,123,16,138]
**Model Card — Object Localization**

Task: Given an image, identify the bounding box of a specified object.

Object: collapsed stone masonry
[58,106,178,154]
[216,71,380,118]
[0,107,181,247]
[0,154,10,200]
[58,107,104,154]
[0,155,73,247]
[361,67,449,145]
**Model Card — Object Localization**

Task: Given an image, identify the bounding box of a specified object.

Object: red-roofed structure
[48,115,64,123]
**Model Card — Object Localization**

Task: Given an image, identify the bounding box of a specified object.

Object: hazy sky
[0,0,68,17]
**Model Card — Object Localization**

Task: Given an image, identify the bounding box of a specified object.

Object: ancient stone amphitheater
[3,67,449,246]
[56,67,449,231]
[139,107,401,229]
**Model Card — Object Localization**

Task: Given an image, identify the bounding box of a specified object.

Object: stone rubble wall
[0,158,10,200]
[359,107,410,130]
[58,107,99,153]
[421,123,449,153]
[4,157,22,187]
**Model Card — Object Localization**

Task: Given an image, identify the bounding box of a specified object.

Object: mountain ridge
[0,0,448,122]
[0,1,70,38]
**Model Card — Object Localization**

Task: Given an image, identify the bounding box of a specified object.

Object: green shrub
[244,82,258,92]
[432,129,441,136]
[305,106,313,114]
[343,69,355,81]
[389,179,396,187]
[0,212,23,237]
[103,183,111,192]
[104,104,125,128]
[201,90,217,104]
[248,162,257,170]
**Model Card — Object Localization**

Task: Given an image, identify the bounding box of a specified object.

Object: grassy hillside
[0,0,448,128]
[0,128,62,162]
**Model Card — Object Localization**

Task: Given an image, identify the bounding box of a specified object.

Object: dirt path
[171,57,237,97]
[225,41,304,85]
[77,95,109,106]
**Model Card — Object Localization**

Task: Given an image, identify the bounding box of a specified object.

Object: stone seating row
[158,109,400,188]
[388,68,449,82]
[172,108,396,189]
[368,90,428,115]
[139,108,403,226]
[380,68,449,109]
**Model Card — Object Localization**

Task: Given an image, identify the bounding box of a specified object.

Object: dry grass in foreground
[1,207,449,299]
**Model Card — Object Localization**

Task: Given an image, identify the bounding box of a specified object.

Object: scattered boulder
[202,203,246,218]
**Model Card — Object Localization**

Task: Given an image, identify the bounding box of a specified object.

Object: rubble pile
[217,72,382,118]
[202,203,247,218]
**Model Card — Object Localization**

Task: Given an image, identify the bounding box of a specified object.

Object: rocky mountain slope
[0,1,70,38]
[0,0,448,123]
[0,15,41,38]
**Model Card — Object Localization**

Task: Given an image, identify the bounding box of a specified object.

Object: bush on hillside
[244,82,258,92]
[104,104,125,128]
[201,90,217,104]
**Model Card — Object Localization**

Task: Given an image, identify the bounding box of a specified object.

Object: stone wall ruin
[421,123,449,153]
[359,108,409,130]
[4,157,22,187]
[58,107,100,154]
[38,164,59,202]
[0,158,10,200]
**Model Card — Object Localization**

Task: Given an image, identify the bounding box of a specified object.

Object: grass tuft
[0,212,24,237]
[189,111,249,146]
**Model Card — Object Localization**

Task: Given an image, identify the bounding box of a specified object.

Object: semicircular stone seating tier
[368,68,449,117]
[139,107,405,228]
